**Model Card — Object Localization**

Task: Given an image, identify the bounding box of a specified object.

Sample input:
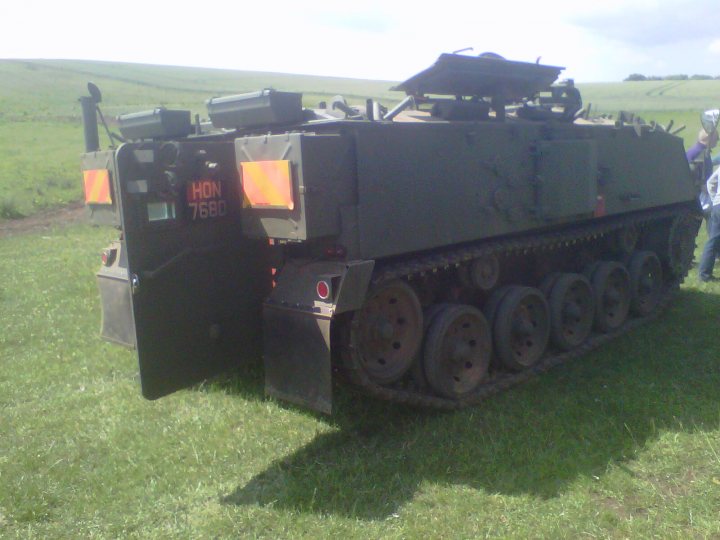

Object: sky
[1,0,719,83]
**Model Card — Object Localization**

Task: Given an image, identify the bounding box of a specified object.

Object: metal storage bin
[207,90,303,129]
[117,108,192,140]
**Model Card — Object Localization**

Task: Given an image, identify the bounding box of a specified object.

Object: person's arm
[687,141,707,162]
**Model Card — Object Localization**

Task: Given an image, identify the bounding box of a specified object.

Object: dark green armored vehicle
[79,53,699,413]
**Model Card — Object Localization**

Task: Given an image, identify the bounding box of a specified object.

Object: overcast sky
[2,0,719,83]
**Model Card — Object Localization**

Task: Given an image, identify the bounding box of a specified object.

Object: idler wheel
[353,280,423,384]
[423,304,491,399]
[546,273,595,350]
[492,286,550,371]
[590,261,631,333]
[628,251,663,316]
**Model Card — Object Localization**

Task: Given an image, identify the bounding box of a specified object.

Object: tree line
[624,73,720,81]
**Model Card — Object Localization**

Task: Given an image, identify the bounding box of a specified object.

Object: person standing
[699,166,720,282]
[686,127,718,220]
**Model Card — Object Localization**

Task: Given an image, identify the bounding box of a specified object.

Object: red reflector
[101,248,116,266]
[316,280,330,300]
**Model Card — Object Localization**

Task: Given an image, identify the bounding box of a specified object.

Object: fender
[263,259,374,413]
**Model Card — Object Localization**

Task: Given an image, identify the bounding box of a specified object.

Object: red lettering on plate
[187,180,222,202]
[187,179,227,220]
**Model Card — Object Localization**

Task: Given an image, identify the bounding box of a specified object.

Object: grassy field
[2,59,720,538]
[1,224,720,538]
[0,59,396,218]
[1,59,720,217]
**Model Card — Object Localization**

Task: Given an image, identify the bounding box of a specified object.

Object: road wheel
[352,280,423,384]
[547,273,595,350]
[591,261,631,333]
[423,304,491,399]
[628,251,663,316]
[493,286,550,371]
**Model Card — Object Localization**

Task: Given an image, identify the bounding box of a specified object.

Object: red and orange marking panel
[83,169,113,205]
[240,160,294,210]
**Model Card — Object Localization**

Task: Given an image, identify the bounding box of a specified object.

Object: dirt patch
[0,201,87,239]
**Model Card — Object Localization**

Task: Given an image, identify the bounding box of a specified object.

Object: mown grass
[1,59,720,219]
[2,223,720,538]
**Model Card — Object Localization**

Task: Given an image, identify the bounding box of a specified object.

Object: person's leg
[699,206,720,281]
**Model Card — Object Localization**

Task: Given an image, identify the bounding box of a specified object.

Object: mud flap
[264,306,332,414]
[97,273,136,348]
[261,259,374,414]
[96,240,136,348]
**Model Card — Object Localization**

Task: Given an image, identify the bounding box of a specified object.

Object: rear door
[115,140,271,399]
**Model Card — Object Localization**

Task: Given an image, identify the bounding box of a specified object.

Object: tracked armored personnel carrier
[79,53,700,413]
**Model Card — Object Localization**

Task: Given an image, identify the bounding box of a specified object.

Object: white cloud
[710,40,720,55]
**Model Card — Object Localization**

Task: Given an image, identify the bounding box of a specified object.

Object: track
[339,203,700,410]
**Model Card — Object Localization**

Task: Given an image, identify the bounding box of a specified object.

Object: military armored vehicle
[79,53,700,413]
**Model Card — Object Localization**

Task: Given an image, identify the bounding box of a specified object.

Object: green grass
[0,122,84,217]
[0,59,398,219]
[3,58,720,537]
[2,59,720,219]
[583,79,720,114]
[2,224,720,538]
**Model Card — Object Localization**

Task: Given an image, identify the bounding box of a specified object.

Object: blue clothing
[699,204,720,281]
[686,141,706,162]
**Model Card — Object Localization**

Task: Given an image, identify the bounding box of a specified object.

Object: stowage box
[207,90,304,129]
[117,108,192,140]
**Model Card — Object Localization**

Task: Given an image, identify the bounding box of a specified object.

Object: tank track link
[340,203,700,410]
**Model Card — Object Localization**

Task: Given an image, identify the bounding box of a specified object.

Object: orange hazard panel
[240,160,294,210]
[83,169,112,205]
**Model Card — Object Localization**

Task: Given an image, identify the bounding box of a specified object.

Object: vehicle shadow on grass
[197,356,267,402]
[222,288,720,520]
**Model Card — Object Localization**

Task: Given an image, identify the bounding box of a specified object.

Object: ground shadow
[194,352,266,402]
[222,289,720,519]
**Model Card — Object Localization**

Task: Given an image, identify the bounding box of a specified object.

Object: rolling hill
[1,59,718,218]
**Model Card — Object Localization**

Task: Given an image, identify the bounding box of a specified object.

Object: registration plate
[186,179,227,220]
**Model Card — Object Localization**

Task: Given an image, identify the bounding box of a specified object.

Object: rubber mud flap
[263,305,332,414]
[97,273,136,348]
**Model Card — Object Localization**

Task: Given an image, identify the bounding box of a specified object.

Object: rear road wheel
[353,280,423,384]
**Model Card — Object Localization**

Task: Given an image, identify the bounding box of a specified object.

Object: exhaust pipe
[80,95,100,153]
[80,82,103,152]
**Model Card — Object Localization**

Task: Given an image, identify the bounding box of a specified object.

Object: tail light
[101,248,117,266]
[316,280,331,300]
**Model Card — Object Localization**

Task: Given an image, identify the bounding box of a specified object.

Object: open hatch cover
[392,53,564,100]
